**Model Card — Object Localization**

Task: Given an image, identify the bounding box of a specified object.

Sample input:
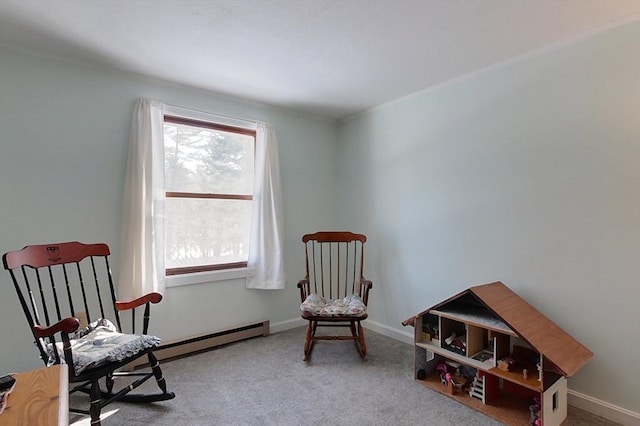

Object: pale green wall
[0,45,338,373]
[337,21,639,412]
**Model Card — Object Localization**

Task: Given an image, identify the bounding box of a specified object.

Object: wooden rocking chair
[297,231,372,361]
[3,241,175,425]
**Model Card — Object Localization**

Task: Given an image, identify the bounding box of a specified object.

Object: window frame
[163,113,257,277]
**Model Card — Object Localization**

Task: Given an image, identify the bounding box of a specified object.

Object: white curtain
[118,98,166,300]
[119,100,283,295]
[246,123,286,289]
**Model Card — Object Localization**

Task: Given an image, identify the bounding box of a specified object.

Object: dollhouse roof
[404,281,593,377]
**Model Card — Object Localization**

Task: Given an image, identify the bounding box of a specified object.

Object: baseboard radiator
[127,320,269,369]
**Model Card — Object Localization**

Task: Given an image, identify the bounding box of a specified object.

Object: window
[163,115,256,276]
[120,99,283,296]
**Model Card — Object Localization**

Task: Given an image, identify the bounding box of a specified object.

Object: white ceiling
[0,0,638,120]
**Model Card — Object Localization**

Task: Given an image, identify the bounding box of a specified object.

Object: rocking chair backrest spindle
[303,231,367,302]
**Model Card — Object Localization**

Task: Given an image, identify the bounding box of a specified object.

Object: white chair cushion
[46,318,160,375]
[300,293,367,317]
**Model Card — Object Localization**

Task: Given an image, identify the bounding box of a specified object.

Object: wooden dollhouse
[402,281,592,426]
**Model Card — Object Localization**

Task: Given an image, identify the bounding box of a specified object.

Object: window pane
[165,198,252,269]
[164,122,254,194]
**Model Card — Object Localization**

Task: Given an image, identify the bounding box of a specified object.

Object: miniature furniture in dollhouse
[402,281,592,426]
[298,231,372,360]
[3,241,175,425]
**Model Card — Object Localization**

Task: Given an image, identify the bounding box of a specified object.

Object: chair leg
[148,351,168,394]
[90,378,102,425]
[349,321,358,352]
[105,373,115,394]
[303,320,315,361]
[356,321,367,360]
[349,322,358,337]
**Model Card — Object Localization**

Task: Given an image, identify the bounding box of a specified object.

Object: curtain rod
[162,102,261,128]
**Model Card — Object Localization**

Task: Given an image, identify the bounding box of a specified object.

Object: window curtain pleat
[118,98,166,300]
[246,123,286,289]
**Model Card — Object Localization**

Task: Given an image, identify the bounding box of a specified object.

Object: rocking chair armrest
[115,292,163,311]
[297,278,310,302]
[32,317,81,339]
[360,279,373,305]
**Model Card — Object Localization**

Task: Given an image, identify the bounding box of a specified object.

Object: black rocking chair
[3,241,175,425]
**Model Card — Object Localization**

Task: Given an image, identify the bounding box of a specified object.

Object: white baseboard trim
[269,317,306,334]
[568,389,640,426]
[268,317,414,343]
[363,319,414,345]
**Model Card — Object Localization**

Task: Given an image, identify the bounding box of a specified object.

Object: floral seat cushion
[46,318,161,375]
[300,293,367,317]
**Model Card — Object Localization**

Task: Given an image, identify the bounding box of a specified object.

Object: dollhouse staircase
[469,375,486,404]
